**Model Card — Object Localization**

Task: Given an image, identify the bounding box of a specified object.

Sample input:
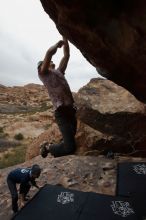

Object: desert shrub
[40,102,48,111]
[44,123,51,130]
[14,133,24,140]
[0,139,19,151]
[0,145,26,169]
[0,127,9,138]
[4,153,10,159]
[0,127,4,133]
[4,133,9,137]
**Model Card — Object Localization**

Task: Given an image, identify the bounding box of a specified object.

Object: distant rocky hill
[0,83,52,113]
[0,83,54,168]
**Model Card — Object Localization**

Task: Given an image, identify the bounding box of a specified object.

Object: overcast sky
[0,0,101,92]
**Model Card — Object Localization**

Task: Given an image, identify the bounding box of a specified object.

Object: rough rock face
[26,119,106,159]
[26,123,61,160]
[75,78,146,156]
[40,0,146,102]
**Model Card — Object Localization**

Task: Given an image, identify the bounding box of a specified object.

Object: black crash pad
[117,162,146,220]
[117,162,146,196]
[12,184,138,220]
[131,193,146,220]
[80,192,137,220]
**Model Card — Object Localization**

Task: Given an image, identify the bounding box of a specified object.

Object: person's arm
[57,37,70,74]
[39,40,64,75]
[30,179,40,189]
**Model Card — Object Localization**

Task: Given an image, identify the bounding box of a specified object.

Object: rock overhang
[40,0,146,102]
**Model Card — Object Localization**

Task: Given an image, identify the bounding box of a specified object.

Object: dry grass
[0,145,27,169]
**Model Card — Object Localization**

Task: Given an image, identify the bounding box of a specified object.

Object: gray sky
[0,0,100,92]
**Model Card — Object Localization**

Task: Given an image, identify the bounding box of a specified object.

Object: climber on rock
[37,36,77,158]
[7,164,41,214]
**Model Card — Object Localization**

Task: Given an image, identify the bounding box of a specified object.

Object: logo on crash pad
[57,192,74,205]
[111,201,135,217]
[133,164,146,175]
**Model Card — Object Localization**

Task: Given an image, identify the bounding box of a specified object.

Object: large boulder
[40,0,146,102]
[75,78,146,156]
[26,122,61,160]
[26,78,146,158]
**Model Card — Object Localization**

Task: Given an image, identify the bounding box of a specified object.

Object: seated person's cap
[31,164,41,176]
[37,61,43,69]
